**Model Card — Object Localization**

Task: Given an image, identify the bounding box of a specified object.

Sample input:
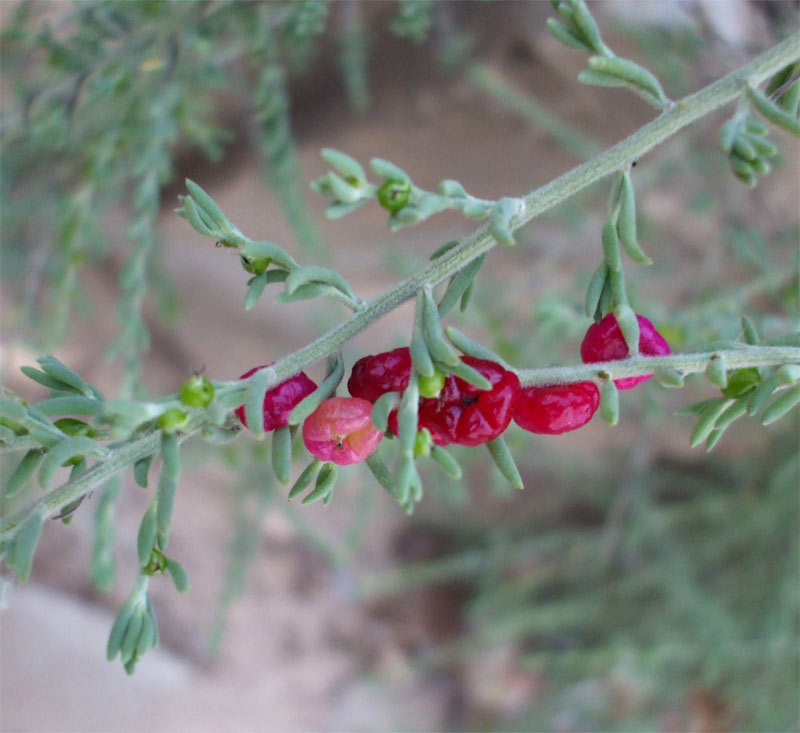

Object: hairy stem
[260,32,800,390]
[516,347,800,386]
[2,34,798,543]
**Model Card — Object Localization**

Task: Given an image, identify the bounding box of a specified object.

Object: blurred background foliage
[1,1,798,730]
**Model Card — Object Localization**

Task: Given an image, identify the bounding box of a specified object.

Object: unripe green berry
[377,180,411,213]
[54,417,95,438]
[240,254,271,275]
[54,418,96,465]
[413,427,433,457]
[158,407,189,433]
[417,369,445,398]
[180,375,215,408]
[722,368,761,398]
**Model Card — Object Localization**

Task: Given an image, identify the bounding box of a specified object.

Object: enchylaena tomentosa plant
[1,1,798,675]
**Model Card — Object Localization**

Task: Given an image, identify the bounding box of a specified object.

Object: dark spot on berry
[461,395,478,406]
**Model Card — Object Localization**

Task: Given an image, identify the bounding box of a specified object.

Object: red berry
[514,382,599,435]
[416,356,521,447]
[347,347,411,402]
[580,313,670,390]
[234,365,317,431]
[302,397,384,466]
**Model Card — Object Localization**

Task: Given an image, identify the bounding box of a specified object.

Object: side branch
[516,347,800,386]
[262,32,800,387]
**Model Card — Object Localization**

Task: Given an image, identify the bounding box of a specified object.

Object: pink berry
[234,364,317,431]
[302,397,384,466]
[514,382,599,435]
[580,313,670,390]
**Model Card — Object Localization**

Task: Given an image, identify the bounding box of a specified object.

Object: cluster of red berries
[235,312,669,468]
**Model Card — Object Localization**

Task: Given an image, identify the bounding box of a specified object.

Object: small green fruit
[377,180,411,213]
[180,375,215,408]
[418,369,445,399]
[158,408,189,433]
[240,254,271,275]
[413,427,433,457]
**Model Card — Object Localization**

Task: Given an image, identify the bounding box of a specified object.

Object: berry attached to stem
[235,365,317,431]
[514,382,600,435]
[580,313,670,389]
[418,357,521,447]
[302,397,384,466]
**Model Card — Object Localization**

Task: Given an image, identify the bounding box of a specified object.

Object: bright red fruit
[514,382,599,435]
[302,397,384,466]
[234,365,317,431]
[580,313,670,390]
[347,347,411,402]
[415,357,521,447]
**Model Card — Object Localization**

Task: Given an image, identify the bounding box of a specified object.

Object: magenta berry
[514,382,599,435]
[347,347,412,402]
[302,396,384,466]
[580,313,670,390]
[234,364,317,431]
[416,356,521,447]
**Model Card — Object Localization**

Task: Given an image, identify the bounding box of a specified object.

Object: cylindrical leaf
[705,354,728,389]
[107,594,139,661]
[654,367,684,388]
[486,436,524,490]
[372,392,398,433]
[747,374,779,416]
[422,287,459,367]
[761,385,800,425]
[370,158,410,183]
[243,368,271,437]
[288,354,344,425]
[285,265,356,301]
[438,254,487,317]
[600,379,619,425]
[445,327,510,368]
[320,148,366,183]
[241,240,297,271]
[302,462,338,505]
[584,263,609,319]
[397,378,420,455]
[10,513,43,584]
[741,316,759,345]
[289,459,322,499]
[747,84,800,137]
[271,426,292,485]
[156,433,180,550]
[588,56,666,105]
[445,359,493,391]
[430,445,462,479]
[365,452,394,493]
[38,437,105,489]
[137,501,158,567]
[614,303,640,356]
[166,558,190,593]
[602,219,622,272]
[4,449,44,499]
[244,273,268,311]
[690,399,731,447]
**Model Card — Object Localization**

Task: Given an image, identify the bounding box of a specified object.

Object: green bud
[179,375,215,408]
[377,179,411,213]
[721,368,761,399]
[53,417,95,439]
[157,408,188,434]
[417,369,445,399]
[413,427,433,457]
[240,254,271,275]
